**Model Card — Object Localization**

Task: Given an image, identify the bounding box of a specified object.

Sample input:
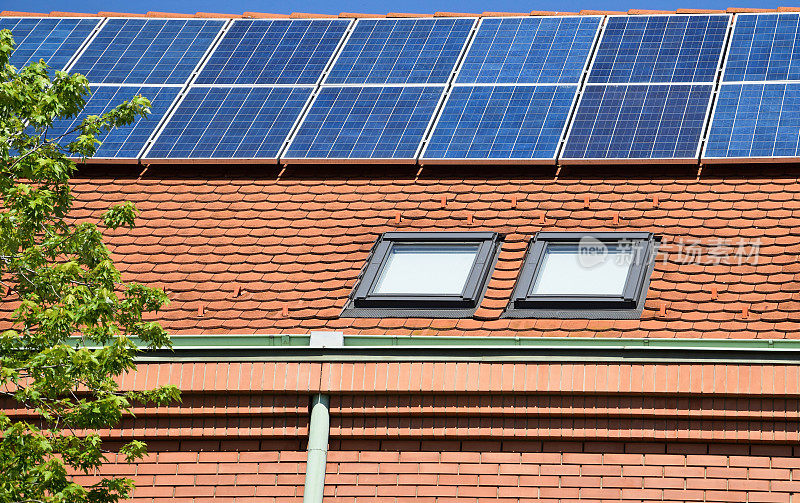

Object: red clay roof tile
[579,9,627,15]
[4,9,797,18]
[434,12,481,17]
[145,11,194,17]
[676,8,728,13]
[48,11,99,16]
[628,9,675,14]
[194,12,242,18]
[28,164,793,341]
[1,10,47,16]
[241,12,290,18]
[727,7,776,12]
[482,11,530,16]
[96,11,146,17]
[386,13,430,17]
[339,12,385,18]
[289,12,337,18]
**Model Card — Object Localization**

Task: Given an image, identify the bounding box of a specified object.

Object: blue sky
[15,0,786,15]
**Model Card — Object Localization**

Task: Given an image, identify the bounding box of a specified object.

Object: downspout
[303,394,330,503]
[303,331,342,503]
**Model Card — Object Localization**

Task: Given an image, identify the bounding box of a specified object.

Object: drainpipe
[303,331,342,503]
[303,393,330,503]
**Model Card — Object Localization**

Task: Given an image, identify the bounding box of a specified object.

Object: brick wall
[8,361,800,499]
[326,439,800,503]
[72,439,307,502]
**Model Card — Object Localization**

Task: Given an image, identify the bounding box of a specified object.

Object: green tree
[0,29,178,502]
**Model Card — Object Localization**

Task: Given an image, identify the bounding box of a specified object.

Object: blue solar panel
[724,14,800,82]
[284,86,443,159]
[562,84,712,160]
[47,85,180,158]
[423,85,576,160]
[325,18,473,84]
[145,86,312,159]
[195,19,349,85]
[589,15,729,84]
[705,83,800,159]
[69,18,224,84]
[0,17,98,73]
[456,17,601,84]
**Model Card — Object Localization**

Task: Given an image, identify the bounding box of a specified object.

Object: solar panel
[145,86,312,160]
[456,16,601,84]
[283,85,443,160]
[46,85,180,158]
[68,18,224,85]
[704,83,800,159]
[324,18,474,84]
[724,14,800,82]
[0,17,99,73]
[195,19,349,85]
[561,84,712,160]
[702,14,800,161]
[589,14,729,84]
[422,85,577,162]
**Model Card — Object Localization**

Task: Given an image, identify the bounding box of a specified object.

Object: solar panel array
[456,16,601,85]
[0,17,99,74]
[47,85,181,158]
[194,19,349,85]
[562,14,730,162]
[145,18,347,161]
[284,18,475,162]
[69,19,224,85]
[705,13,800,161]
[285,86,442,159]
[58,18,225,159]
[147,86,312,160]
[423,16,601,163]
[325,18,474,84]
[9,13,800,165]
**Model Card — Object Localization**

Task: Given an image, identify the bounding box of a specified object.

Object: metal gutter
[123,333,800,364]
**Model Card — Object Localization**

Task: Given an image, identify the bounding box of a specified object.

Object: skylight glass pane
[373,244,479,295]
[531,243,633,296]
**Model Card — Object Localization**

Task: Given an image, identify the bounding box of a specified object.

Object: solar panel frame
[453,15,603,85]
[420,83,582,165]
[193,18,352,86]
[46,83,183,162]
[560,83,716,164]
[322,17,477,85]
[142,84,316,164]
[65,17,226,85]
[281,84,448,164]
[0,17,101,74]
[585,13,731,85]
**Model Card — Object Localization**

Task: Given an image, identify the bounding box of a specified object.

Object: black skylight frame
[341,231,501,318]
[505,232,658,319]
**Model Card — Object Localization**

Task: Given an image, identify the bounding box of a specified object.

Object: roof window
[342,232,501,318]
[506,232,658,319]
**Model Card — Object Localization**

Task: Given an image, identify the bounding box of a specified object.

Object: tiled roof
[3,8,800,18]
[5,164,789,340]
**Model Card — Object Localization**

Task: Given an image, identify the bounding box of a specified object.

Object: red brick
[621,488,663,499]
[336,486,376,497]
